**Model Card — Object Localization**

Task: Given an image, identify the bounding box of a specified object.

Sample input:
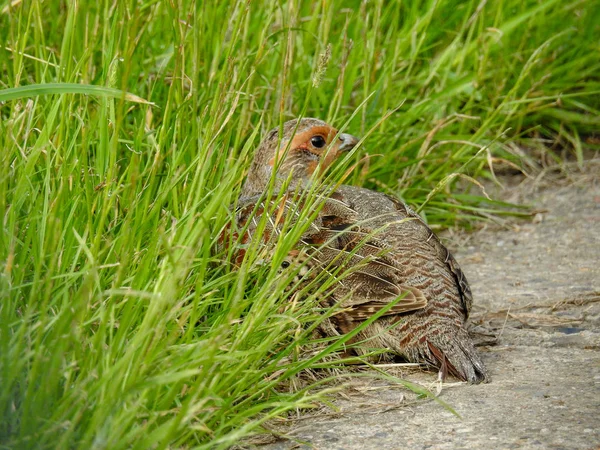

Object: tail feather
[425,328,489,384]
[331,317,490,384]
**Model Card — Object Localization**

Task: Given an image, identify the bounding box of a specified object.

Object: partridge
[235,118,489,383]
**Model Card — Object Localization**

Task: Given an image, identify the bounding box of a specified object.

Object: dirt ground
[259,165,600,450]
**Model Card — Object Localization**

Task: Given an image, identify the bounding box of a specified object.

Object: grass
[1,0,598,448]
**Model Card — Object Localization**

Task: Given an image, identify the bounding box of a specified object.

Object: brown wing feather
[302,230,429,319]
[233,189,462,320]
[383,193,473,316]
[342,285,428,319]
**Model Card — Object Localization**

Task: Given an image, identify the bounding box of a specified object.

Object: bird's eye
[281,260,290,268]
[310,135,326,148]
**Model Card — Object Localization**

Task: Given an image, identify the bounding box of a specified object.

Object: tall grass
[1,0,598,448]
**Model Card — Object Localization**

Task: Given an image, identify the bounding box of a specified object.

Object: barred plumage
[234,118,489,383]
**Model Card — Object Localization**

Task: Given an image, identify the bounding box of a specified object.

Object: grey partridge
[234,118,489,383]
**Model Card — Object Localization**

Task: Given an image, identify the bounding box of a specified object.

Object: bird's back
[334,185,472,317]
[233,184,488,382]
[316,185,487,382]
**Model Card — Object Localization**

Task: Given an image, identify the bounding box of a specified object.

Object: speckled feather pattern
[321,186,487,383]
[235,119,489,383]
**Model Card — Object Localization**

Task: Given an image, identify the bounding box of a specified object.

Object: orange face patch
[305,160,319,175]
[269,125,346,173]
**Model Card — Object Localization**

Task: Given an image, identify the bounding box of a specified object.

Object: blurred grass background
[1,0,598,448]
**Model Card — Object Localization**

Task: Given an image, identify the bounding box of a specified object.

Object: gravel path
[261,169,600,450]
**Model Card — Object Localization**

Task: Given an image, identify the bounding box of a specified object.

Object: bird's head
[242,118,359,198]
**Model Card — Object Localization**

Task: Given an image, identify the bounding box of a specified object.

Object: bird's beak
[338,133,359,152]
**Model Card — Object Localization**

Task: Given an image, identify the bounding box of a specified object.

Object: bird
[233,117,489,383]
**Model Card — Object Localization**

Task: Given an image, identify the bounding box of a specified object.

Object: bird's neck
[241,169,313,201]
[240,164,268,196]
